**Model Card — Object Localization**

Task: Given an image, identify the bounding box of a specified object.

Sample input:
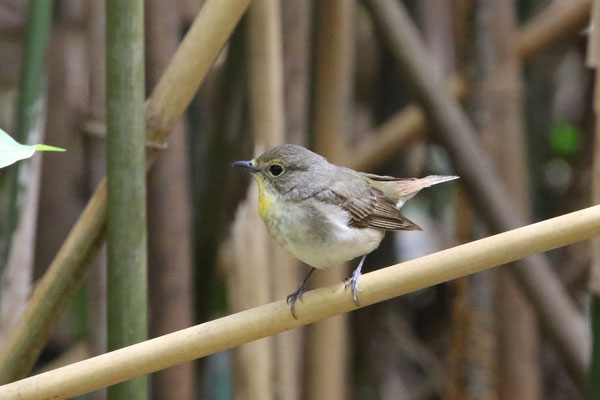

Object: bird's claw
[286,284,307,319]
[344,270,363,305]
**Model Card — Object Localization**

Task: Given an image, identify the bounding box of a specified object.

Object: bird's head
[233,144,331,199]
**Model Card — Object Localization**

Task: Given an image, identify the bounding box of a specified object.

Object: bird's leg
[286,267,316,318]
[345,254,367,305]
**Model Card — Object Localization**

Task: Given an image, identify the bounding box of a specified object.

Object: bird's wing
[313,178,421,231]
[360,173,459,207]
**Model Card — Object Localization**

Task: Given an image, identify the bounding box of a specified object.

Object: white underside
[262,198,385,269]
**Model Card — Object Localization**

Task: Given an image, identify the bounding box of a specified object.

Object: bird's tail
[362,173,459,208]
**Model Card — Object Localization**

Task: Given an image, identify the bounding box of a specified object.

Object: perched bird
[233,144,458,317]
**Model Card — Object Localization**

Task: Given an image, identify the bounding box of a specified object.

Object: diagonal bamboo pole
[351,0,591,172]
[0,0,253,383]
[1,204,599,400]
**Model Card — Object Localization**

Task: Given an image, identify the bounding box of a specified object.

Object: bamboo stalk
[105,0,147,398]
[487,1,540,398]
[462,1,498,395]
[247,0,284,150]
[145,0,195,398]
[278,2,310,396]
[1,204,600,400]
[243,1,302,399]
[365,0,589,387]
[0,0,252,383]
[282,0,310,147]
[351,0,591,172]
[518,0,591,60]
[307,2,354,399]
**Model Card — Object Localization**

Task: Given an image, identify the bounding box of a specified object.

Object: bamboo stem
[0,0,252,383]
[307,1,354,399]
[483,1,540,397]
[105,0,147,398]
[145,0,195,397]
[518,0,591,59]
[365,0,589,387]
[244,0,302,399]
[1,204,599,400]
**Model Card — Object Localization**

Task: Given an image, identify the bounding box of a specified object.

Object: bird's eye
[269,164,284,176]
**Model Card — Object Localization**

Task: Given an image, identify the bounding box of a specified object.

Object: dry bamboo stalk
[488,1,540,398]
[145,0,195,397]
[247,0,284,149]
[277,1,310,396]
[228,2,288,398]
[245,0,300,399]
[518,0,591,59]
[306,2,354,399]
[462,1,499,395]
[1,204,600,400]
[0,0,252,383]
[350,0,591,172]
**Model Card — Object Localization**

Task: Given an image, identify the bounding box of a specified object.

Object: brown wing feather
[314,185,421,232]
[360,173,459,200]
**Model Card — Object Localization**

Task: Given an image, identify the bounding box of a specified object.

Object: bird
[233,144,458,317]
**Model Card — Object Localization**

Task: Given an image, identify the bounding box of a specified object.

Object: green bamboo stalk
[105,0,147,399]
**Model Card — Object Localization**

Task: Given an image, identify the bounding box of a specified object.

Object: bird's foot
[286,284,307,319]
[344,268,363,305]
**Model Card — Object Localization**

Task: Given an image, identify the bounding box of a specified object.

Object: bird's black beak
[232,160,260,173]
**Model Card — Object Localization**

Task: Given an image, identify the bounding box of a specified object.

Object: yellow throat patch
[255,176,275,219]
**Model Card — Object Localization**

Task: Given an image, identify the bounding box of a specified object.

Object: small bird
[233,144,457,317]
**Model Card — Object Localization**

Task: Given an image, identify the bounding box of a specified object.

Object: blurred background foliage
[0,0,597,399]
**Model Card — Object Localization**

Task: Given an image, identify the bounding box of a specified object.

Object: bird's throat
[255,176,275,219]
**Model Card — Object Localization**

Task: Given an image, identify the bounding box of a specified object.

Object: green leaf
[0,128,65,169]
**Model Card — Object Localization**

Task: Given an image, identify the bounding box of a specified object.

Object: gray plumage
[254,143,456,233]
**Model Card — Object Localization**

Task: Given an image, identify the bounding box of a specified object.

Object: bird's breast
[258,196,385,269]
